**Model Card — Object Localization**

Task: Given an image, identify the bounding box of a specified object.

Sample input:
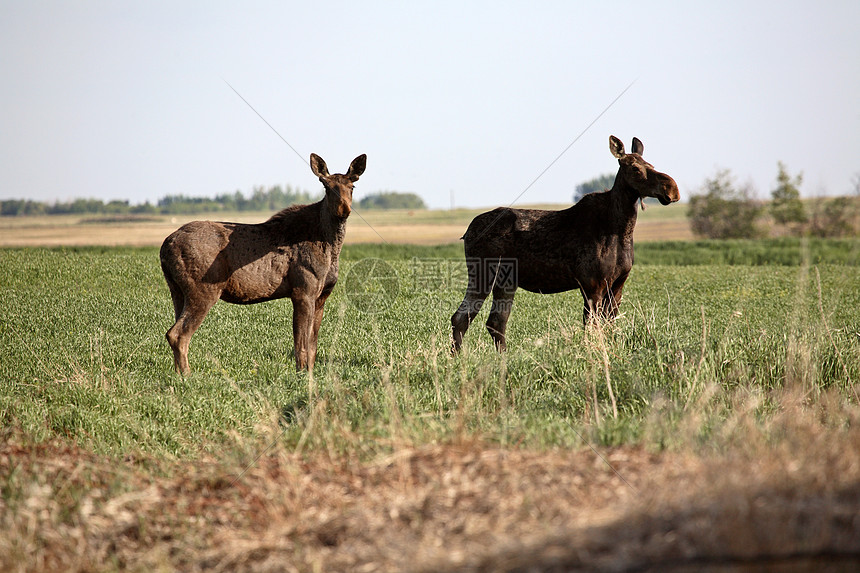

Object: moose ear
[310,153,329,178]
[631,137,644,155]
[609,135,625,158]
[347,154,367,181]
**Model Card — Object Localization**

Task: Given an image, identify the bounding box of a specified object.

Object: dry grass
[0,206,693,247]
[2,392,858,572]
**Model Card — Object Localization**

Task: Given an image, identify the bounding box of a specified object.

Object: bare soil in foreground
[2,402,859,572]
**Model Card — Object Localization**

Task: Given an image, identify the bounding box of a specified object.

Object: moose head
[609,136,679,206]
[311,153,367,218]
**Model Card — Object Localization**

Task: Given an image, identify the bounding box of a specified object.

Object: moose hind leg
[164,274,186,322]
[451,257,491,353]
[166,292,219,375]
[486,288,515,352]
[451,291,489,353]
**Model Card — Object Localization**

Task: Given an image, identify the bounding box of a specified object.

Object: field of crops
[2,238,860,570]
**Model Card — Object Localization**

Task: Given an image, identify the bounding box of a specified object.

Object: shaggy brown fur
[451,136,679,352]
[160,153,366,374]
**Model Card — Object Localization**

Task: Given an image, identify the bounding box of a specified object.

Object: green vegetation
[636,237,860,266]
[1,239,858,459]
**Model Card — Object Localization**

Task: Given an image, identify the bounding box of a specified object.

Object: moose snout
[658,177,680,205]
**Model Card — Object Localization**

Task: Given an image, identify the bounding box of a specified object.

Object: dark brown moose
[160,153,366,374]
[451,136,679,352]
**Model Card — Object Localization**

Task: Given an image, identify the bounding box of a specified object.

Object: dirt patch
[2,418,858,572]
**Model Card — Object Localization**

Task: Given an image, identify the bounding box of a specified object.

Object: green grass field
[2,239,860,570]
[2,239,859,457]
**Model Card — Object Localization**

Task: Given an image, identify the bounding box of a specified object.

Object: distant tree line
[1,185,319,217]
[356,191,426,210]
[1,187,430,217]
[156,185,320,215]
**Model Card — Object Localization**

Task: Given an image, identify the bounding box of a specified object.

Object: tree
[573,173,615,203]
[770,162,806,227]
[688,169,764,239]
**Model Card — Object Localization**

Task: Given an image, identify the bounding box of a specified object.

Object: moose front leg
[580,283,607,325]
[307,291,330,369]
[582,274,628,323]
[291,295,315,371]
[486,287,515,352]
[605,273,629,320]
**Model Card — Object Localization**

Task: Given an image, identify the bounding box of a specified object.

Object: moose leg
[605,273,629,319]
[164,275,185,322]
[486,287,515,352]
[165,290,219,375]
[451,292,489,353]
[291,295,315,371]
[451,258,490,353]
[308,292,330,369]
[580,283,607,325]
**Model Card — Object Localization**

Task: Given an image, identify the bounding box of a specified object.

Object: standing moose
[451,136,679,352]
[160,153,366,374]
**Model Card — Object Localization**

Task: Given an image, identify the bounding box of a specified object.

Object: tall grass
[0,241,858,460]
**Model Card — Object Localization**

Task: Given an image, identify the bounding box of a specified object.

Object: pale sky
[2,1,858,209]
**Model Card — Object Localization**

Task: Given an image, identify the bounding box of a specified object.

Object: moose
[160,153,367,374]
[451,136,679,352]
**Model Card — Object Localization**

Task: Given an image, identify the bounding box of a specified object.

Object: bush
[688,170,764,239]
[808,196,860,238]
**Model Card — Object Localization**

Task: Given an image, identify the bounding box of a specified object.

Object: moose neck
[320,195,349,244]
[608,174,641,239]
